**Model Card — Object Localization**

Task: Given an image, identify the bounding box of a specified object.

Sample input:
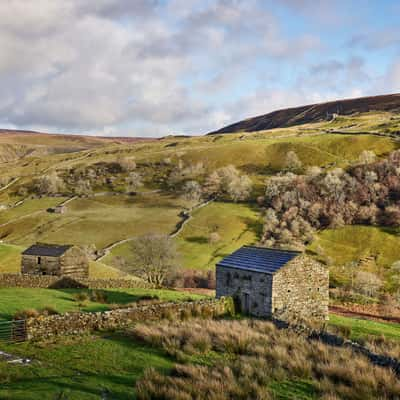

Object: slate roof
[216,246,301,275]
[22,243,73,257]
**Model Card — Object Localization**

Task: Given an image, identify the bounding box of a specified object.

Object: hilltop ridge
[209,93,400,134]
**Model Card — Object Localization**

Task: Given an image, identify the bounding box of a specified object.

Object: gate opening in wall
[0,320,27,343]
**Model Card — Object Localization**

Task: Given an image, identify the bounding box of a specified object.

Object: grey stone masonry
[272,255,329,322]
[21,244,89,278]
[216,246,329,322]
[216,266,273,318]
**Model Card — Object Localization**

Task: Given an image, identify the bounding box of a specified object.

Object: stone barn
[216,246,328,322]
[21,243,89,278]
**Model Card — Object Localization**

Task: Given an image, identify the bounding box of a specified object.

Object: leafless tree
[204,165,252,201]
[358,150,376,165]
[182,180,203,202]
[34,172,64,195]
[284,151,302,172]
[127,234,180,287]
[118,156,137,172]
[126,172,143,194]
[74,179,92,196]
[354,271,382,297]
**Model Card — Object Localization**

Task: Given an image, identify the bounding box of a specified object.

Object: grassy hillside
[211,93,400,133]
[308,225,400,268]
[0,111,399,279]
[175,202,261,270]
[329,314,400,341]
[103,201,261,271]
[0,287,205,321]
[0,194,192,249]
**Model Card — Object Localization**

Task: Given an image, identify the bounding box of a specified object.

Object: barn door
[243,293,250,314]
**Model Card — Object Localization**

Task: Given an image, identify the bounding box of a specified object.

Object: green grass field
[0,194,192,249]
[0,287,206,321]
[104,201,261,270]
[0,331,318,400]
[329,313,400,341]
[175,202,261,270]
[309,225,400,268]
[0,333,172,400]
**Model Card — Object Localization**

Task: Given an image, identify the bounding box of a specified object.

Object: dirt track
[330,305,400,324]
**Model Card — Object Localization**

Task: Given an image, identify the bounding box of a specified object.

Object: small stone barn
[216,246,328,321]
[21,243,89,278]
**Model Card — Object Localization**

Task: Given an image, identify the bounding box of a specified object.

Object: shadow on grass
[241,215,264,240]
[240,163,278,176]
[378,226,400,236]
[58,289,150,306]
[185,236,209,244]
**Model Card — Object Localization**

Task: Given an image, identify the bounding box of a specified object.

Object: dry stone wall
[0,274,153,289]
[25,299,227,341]
[272,255,329,322]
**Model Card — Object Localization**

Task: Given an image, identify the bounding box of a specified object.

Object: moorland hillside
[210,93,400,134]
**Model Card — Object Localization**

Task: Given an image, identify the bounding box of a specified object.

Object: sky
[0,0,399,137]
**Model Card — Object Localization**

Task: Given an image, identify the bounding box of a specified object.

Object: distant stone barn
[21,243,89,278]
[216,246,329,322]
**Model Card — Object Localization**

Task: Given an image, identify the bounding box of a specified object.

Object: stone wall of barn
[21,254,61,275]
[216,265,273,317]
[272,255,329,322]
[59,247,89,278]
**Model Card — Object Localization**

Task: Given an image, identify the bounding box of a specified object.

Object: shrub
[73,292,89,303]
[13,308,40,320]
[41,306,59,316]
[224,296,237,317]
[89,290,108,304]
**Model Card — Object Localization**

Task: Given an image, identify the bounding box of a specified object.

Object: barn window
[226,272,231,286]
[37,257,41,265]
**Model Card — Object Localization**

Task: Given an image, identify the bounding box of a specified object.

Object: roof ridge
[243,245,302,254]
[35,242,73,247]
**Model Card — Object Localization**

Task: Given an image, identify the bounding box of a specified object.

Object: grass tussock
[132,319,400,400]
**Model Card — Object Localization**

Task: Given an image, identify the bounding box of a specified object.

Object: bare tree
[126,172,143,194]
[284,151,302,172]
[354,271,382,297]
[127,234,180,287]
[204,165,252,201]
[34,172,64,195]
[228,174,252,202]
[358,150,376,165]
[118,156,137,172]
[74,179,92,196]
[182,180,202,202]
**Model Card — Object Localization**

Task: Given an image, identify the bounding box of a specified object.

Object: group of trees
[167,161,252,203]
[22,156,141,197]
[262,150,400,249]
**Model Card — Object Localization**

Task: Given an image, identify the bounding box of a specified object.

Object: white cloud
[0,0,395,136]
